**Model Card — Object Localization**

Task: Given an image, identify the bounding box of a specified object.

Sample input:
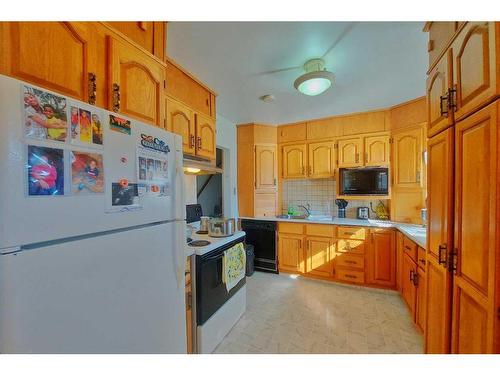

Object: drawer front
[306,224,335,237]
[278,222,304,234]
[338,226,366,240]
[337,239,365,255]
[417,246,426,270]
[337,269,365,284]
[336,254,365,270]
[402,236,418,262]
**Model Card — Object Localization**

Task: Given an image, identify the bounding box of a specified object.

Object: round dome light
[294,58,334,96]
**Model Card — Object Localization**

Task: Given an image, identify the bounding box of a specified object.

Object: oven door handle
[203,253,225,262]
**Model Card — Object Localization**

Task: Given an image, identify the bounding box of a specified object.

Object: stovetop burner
[188,240,211,247]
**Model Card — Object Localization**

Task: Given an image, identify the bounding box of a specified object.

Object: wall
[216,114,239,219]
[282,178,388,219]
[197,174,223,216]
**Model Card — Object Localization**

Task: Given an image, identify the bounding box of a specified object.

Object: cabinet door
[396,232,404,292]
[282,144,307,179]
[195,113,216,160]
[255,145,277,190]
[308,141,335,178]
[401,253,417,318]
[337,137,363,167]
[426,50,453,137]
[451,101,498,353]
[392,127,423,189]
[278,234,304,273]
[1,22,94,102]
[305,236,335,278]
[452,22,499,122]
[108,37,164,126]
[166,97,195,155]
[364,135,390,167]
[367,230,395,287]
[425,128,454,354]
[106,21,165,60]
[428,22,459,69]
[416,267,427,332]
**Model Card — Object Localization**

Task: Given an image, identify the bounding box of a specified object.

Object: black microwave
[339,167,389,195]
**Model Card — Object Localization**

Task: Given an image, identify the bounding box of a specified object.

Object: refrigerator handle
[174,135,185,221]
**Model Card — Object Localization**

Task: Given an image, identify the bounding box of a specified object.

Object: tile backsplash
[282,178,388,219]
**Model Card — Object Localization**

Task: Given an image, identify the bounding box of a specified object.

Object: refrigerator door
[0,75,184,249]
[0,222,186,353]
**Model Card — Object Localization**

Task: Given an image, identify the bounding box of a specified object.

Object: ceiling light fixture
[294,58,334,96]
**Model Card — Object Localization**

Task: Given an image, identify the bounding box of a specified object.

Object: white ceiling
[167,22,428,125]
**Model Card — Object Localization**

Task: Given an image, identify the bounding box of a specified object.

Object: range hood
[183,156,222,175]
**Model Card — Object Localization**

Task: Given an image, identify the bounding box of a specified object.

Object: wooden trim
[389,96,426,110]
[164,55,218,97]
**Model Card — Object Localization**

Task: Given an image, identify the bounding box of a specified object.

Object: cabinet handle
[439,93,449,118]
[345,260,356,265]
[419,259,426,266]
[197,137,202,150]
[355,153,359,163]
[416,171,421,183]
[345,274,357,279]
[365,152,368,164]
[448,86,457,112]
[274,178,276,186]
[302,166,305,175]
[112,83,120,112]
[438,244,447,266]
[404,245,412,251]
[413,272,419,287]
[190,135,195,148]
[409,269,414,282]
[88,72,96,105]
[343,232,355,235]
[308,165,312,175]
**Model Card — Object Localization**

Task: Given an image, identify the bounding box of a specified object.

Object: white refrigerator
[0,75,187,353]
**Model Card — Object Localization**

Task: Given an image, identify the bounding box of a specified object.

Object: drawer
[337,239,365,255]
[338,226,366,240]
[336,254,364,270]
[417,246,427,270]
[278,222,304,234]
[337,269,365,284]
[403,236,418,262]
[306,224,335,237]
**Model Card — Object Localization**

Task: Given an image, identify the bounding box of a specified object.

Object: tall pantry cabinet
[424,21,500,354]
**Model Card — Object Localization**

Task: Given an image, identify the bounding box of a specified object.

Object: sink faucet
[298,203,311,216]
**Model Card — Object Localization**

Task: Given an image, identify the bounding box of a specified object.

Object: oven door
[195,237,246,326]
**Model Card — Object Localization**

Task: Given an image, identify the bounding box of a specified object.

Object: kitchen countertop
[239,216,426,249]
[185,230,246,257]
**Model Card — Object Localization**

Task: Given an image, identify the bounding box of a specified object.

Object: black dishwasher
[240,220,278,273]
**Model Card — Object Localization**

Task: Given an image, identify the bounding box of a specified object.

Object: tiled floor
[213,272,423,354]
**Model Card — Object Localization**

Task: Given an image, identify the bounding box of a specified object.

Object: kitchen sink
[276,214,309,219]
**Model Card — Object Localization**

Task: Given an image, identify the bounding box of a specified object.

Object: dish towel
[222,243,246,292]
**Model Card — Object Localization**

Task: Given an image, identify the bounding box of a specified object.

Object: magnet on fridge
[120,156,128,164]
[119,178,129,188]
[151,185,159,193]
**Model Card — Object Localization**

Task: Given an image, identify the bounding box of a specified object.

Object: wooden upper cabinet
[282,144,307,179]
[165,61,214,117]
[107,22,165,60]
[425,128,454,353]
[392,127,423,189]
[367,229,396,287]
[337,137,363,167]
[0,22,93,102]
[451,22,499,122]
[195,113,216,160]
[364,135,390,166]
[308,141,336,178]
[166,97,195,154]
[451,101,498,353]
[427,22,459,70]
[278,234,304,273]
[305,236,335,278]
[427,50,453,137]
[278,123,307,143]
[108,36,164,126]
[255,145,277,190]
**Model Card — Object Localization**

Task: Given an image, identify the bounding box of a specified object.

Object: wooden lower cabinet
[416,266,427,332]
[305,236,335,278]
[278,233,304,273]
[367,229,396,287]
[401,253,417,317]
